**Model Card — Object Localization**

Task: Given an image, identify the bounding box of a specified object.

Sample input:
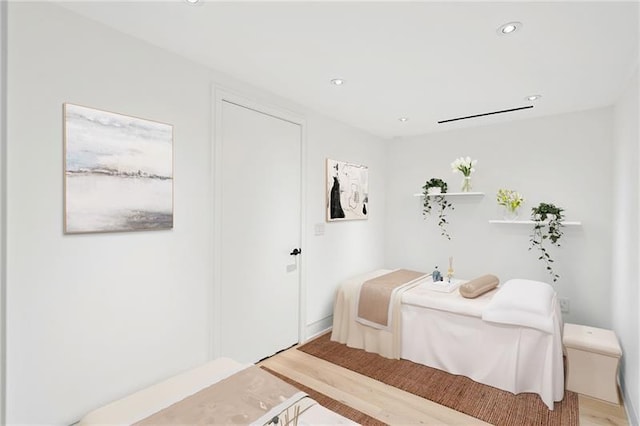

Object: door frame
[210,85,307,359]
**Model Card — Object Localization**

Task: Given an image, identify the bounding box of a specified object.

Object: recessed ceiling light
[497,21,522,36]
[526,94,542,101]
[330,78,345,86]
[185,0,200,4]
[399,117,409,122]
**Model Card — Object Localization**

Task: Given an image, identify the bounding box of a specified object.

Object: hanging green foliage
[529,202,564,282]
[422,178,454,240]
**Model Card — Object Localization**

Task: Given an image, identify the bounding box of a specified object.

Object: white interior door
[219,100,301,363]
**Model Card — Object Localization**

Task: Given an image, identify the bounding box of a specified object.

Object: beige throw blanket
[135,366,315,425]
[332,269,427,359]
[356,269,426,330]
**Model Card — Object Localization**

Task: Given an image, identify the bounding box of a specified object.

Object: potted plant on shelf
[529,202,564,282]
[496,189,525,220]
[422,178,454,240]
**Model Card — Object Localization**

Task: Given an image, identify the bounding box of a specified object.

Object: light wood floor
[259,344,629,425]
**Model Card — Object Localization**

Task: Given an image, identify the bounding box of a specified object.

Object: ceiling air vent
[438,105,533,124]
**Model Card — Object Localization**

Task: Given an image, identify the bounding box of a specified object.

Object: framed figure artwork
[326,158,368,221]
[63,103,173,234]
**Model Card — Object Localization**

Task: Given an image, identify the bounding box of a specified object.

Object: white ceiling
[58,1,639,138]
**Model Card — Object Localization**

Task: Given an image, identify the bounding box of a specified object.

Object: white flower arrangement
[451,156,477,177]
[496,189,525,212]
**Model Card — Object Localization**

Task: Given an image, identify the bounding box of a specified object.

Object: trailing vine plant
[422,178,454,240]
[529,202,564,282]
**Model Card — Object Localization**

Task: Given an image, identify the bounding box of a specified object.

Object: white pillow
[482,279,556,334]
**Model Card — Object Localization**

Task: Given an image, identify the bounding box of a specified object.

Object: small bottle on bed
[432,266,442,282]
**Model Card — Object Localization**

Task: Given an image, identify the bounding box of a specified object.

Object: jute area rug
[298,333,578,426]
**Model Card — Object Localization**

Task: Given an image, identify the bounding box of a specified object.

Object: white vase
[503,207,519,221]
[427,187,442,195]
[461,176,472,192]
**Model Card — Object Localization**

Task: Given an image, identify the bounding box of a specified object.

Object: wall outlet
[559,297,570,314]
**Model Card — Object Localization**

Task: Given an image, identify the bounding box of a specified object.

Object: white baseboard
[621,383,638,426]
[618,371,638,426]
[304,316,332,342]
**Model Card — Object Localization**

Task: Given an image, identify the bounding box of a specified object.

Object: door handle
[289,248,302,256]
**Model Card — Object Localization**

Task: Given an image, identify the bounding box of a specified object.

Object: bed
[78,357,357,425]
[331,269,565,410]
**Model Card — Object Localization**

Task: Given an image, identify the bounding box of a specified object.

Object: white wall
[0,0,7,423]
[385,109,613,328]
[6,2,386,424]
[7,3,213,424]
[304,115,386,336]
[612,66,639,425]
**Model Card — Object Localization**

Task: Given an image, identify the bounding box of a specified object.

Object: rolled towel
[459,274,499,299]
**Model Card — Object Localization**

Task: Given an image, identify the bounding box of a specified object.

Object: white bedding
[331,269,405,359]
[402,278,495,317]
[78,358,357,425]
[402,281,564,410]
[332,269,565,410]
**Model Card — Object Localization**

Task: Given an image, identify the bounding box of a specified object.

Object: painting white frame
[63,103,174,234]
[326,158,369,221]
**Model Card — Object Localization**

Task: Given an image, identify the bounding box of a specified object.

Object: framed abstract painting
[63,103,174,234]
[326,158,368,221]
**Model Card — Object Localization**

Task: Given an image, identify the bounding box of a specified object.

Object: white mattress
[78,358,357,425]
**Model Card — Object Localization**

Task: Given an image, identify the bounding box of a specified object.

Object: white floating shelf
[489,220,582,226]
[413,192,485,197]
